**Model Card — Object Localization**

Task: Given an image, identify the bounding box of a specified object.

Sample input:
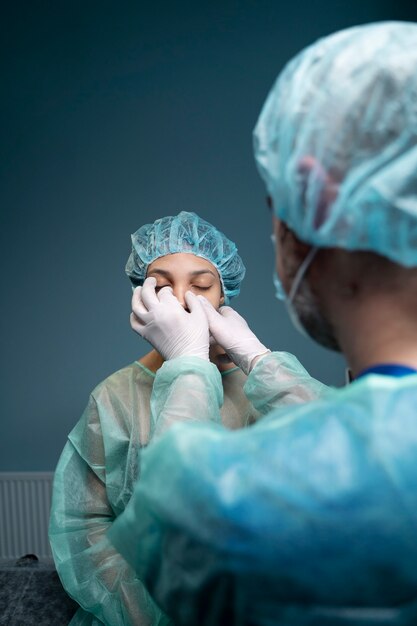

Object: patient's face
[147,253,224,310]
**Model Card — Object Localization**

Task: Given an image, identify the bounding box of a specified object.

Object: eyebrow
[148,268,216,278]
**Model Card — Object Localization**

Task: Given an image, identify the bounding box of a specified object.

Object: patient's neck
[209,343,236,372]
[138,350,164,373]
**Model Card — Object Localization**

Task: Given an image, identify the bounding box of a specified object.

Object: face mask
[285,247,318,338]
[271,229,318,337]
[271,233,287,301]
[272,269,286,301]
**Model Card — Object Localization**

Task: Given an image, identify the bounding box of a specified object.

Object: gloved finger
[131,285,143,303]
[196,295,221,324]
[130,312,147,336]
[132,287,151,320]
[197,295,219,314]
[219,306,249,328]
[209,332,217,346]
[197,295,215,310]
[197,297,228,346]
[185,291,208,324]
[218,306,237,318]
[141,277,160,311]
[157,285,178,304]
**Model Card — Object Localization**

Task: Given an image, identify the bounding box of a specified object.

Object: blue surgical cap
[254,21,417,267]
[126,211,246,301]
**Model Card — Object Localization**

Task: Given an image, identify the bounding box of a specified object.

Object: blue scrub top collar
[356,364,417,380]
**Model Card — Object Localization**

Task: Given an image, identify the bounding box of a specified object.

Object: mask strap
[288,247,318,303]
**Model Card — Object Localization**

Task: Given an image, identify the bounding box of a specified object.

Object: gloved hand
[198,298,270,375]
[131,277,210,361]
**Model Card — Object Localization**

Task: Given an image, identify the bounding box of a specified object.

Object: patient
[48,211,259,626]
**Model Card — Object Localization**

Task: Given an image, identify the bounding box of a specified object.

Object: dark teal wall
[1,1,416,470]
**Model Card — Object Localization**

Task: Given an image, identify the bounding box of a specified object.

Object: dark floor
[0,555,77,626]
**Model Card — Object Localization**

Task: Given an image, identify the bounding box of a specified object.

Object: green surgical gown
[49,360,265,625]
[109,353,417,625]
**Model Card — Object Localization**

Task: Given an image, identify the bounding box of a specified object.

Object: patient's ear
[219,294,225,305]
[297,155,338,229]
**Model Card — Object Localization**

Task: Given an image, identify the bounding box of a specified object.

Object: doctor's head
[254,21,417,350]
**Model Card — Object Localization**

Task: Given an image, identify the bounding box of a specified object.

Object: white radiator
[0,471,54,559]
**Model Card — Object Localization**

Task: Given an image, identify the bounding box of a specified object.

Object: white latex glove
[198,298,270,375]
[131,277,210,361]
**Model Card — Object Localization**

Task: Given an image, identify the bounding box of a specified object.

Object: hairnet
[254,21,417,267]
[126,211,246,300]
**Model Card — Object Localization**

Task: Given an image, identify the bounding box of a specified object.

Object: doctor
[109,21,417,625]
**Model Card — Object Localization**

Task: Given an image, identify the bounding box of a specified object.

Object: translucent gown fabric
[109,353,417,626]
[49,360,263,626]
[125,211,246,301]
[253,21,417,267]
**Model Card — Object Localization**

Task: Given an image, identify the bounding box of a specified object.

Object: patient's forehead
[147,253,219,279]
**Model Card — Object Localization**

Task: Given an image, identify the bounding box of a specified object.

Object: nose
[172,286,188,310]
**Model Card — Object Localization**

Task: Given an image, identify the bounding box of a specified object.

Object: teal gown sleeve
[49,393,172,626]
[245,351,330,416]
[150,357,224,438]
[108,360,417,625]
